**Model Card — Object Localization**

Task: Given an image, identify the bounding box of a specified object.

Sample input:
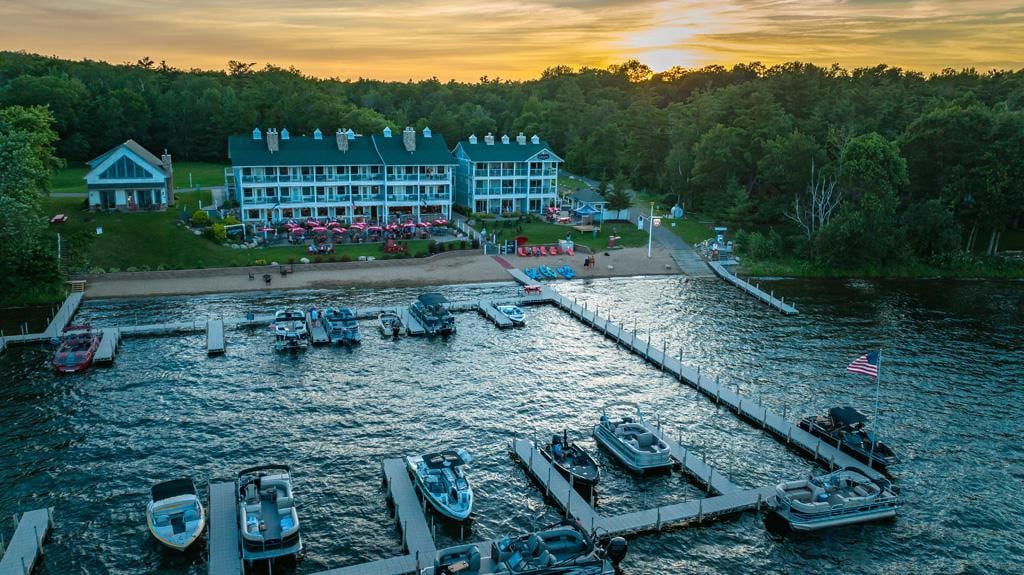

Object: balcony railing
[239,173,384,184]
[471,168,557,178]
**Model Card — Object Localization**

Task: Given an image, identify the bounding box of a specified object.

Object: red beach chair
[532,246,541,256]
[550,245,561,255]
[518,247,528,257]
[540,246,548,256]
[566,247,574,256]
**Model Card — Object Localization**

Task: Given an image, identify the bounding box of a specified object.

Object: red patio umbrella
[331,227,346,234]
[327,221,341,228]
[367,225,383,232]
[290,228,304,235]
[418,222,430,227]
[312,226,327,232]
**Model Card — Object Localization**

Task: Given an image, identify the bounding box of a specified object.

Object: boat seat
[536,549,553,566]
[526,534,542,557]
[245,484,258,503]
[277,496,293,511]
[636,433,658,448]
[853,486,870,497]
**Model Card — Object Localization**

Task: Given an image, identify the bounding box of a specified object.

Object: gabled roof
[371,133,456,166]
[228,134,382,166]
[571,188,606,204]
[454,139,562,163]
[88,139,164,169]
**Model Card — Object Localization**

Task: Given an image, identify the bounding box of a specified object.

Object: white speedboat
[378,310,404,338]
[496,304,526,326]
[407,450,473,521]
[237,465,302,561]
[769,467,900,531]
[146,478,205,551]
[593,403,672,473]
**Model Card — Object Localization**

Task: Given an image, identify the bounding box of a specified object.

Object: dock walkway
[0,508,53,575]
[207,319,225,354]
[477,300,514,329]
[382,458,436,562]
[638,421,740,495]
[93,328,120,364]
[208,481,242,575]
[707,261,798,315]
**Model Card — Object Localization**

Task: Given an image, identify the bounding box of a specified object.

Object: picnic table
[50,214,68,224]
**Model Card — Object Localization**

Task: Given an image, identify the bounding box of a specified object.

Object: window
[98,156,152,180]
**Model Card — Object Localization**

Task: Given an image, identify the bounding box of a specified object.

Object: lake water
[1,277,1021,574]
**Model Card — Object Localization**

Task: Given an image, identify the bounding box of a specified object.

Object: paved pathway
[627,207,713,277]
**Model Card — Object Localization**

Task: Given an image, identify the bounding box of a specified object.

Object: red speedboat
[52,325,100,373]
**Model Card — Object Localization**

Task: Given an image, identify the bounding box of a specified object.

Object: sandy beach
[81,247,682,298]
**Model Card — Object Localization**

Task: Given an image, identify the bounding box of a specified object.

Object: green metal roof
[371,132,456,166]
[228,134,382,166]
[454,139,562,163]
[571,188,606,204]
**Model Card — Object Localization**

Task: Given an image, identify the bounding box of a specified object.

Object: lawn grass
[42,192,431,272]
[470,217,648,251]
[663,216,715,245]
[49,161,229,193]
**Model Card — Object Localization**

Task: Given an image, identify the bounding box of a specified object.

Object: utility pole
[647,201,654,258]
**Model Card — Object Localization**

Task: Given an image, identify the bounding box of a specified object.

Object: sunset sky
[2,0,1022,80]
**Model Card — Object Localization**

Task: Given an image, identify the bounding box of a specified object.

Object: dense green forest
[1,50,1023,301]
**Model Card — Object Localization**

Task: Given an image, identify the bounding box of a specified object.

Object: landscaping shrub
[471,238,480,249]
[223,215,241,225]
[108,267,120,273]
[126,267,138,272]
[211,223,227,242]
[460,240,467,250]
[328,255,337,262]
[340,254,352,262]
[287,257,296,264]
[89,266,105,274]
[156,264,166,271]
[314,255,322,263]
[190,210,210,226]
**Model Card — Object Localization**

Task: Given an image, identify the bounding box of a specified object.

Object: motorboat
[539,430,600,489]
[274,309,306,324]
[272,320,308,351]
[593,403,672,473]
[409,293,456,336]
[489,521,628,575]
[496,304,526,326]
[52,325,100,373]
[378,310,404,337]
[323,307,361,346]
[237,465,302,561]
[768,467,901,531]
[407,449,473,521]
[146,478,205,551]
[798,407,900,471]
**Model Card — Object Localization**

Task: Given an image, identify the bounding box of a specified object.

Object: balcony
[239,172,385,184]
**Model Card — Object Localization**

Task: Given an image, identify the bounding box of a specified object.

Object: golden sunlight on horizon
[1,0,1022,80]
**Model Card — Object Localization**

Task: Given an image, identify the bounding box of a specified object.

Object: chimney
[403,126,416,152]
[468,134,478,144]
[280,128,290,140]
[383,126,392,138]
[501,134,510,144]
[337,129,349,152]
[484,132,495,146]
[516,132,526,145]
[531,134,540,145]
[252,127,262,140]
[423,127,432,138]
[313,128,323,140]
[267,128,279,153]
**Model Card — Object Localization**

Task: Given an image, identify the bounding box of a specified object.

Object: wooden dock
[638,421,741,495]
[383,458,437,561]
[0,508,53,575]
[208,481,242,575]
[398,308,425,336]
[477,300,514,329]
[92,328,120,364]
[707,261,798,315]
[509,437,602,531]
[207,319,225,355]
[307,314,330,346]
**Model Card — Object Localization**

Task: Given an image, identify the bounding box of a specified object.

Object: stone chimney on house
[516,132,526,145]
[469,134,478,144]
[403,126,416,152]
[531,134,540,144]
[501,134,510,144]
[267,128,279,152]
[162,149,175,206]
[484,132,495,146]
[337,129,349,152]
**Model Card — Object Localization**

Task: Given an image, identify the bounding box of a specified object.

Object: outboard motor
[605,537,628,567]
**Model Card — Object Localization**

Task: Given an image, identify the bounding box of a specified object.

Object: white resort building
[225,126,455,227]
[452,133,563,215]
[85,139,174,211]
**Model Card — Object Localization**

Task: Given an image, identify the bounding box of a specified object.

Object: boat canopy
[422,451,468,469]
[417,293,449,307]
[151,478,196,502]
[829,406,869,427]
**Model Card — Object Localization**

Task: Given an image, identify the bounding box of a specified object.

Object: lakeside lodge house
[85,140,174,211]
[453,133,562,215]
[225,127,455,227]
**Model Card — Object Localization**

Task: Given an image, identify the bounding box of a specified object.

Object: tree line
[0,50,1022,283]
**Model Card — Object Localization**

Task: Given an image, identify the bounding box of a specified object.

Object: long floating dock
[208,481,242,575]
[207,319,225,355]
[92,328,120,364]
[477,300,514,329]
[0,508,53,575]
[707,261,798,315]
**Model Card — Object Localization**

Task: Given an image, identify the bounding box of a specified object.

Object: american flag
[847,351,880,378]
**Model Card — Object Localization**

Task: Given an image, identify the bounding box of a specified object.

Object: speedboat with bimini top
[798,406,900,471]
[768,467,901,531]
[407,449,474,521]
[378,310,404,337]
[52,324,100,373]
[539,430,600,489]
[496,304,526,326]
[489,520,628,574]
[410,293,456,336]
[237,465,302,561]
[593,403,672,473]
[146,478,205,551]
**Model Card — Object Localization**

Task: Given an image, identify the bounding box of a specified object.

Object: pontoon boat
[409,293,456,335]
[593,403,672,473]
[769,467,900,531]
[236,464,302,561]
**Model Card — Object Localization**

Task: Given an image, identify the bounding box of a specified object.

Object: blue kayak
[557,265,576,279]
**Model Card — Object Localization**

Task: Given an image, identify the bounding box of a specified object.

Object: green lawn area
[50,161,229,193]
[42,191,431,272]
[663,216,715,245]
[470,217,649,251]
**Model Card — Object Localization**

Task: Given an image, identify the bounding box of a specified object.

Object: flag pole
[868,350,881,468]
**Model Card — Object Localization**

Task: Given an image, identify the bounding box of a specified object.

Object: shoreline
[80,247,683,299]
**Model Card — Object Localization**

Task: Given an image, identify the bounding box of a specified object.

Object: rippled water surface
[1,277,1022,574]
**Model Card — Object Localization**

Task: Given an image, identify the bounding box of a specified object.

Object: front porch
[88,187,169,211]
